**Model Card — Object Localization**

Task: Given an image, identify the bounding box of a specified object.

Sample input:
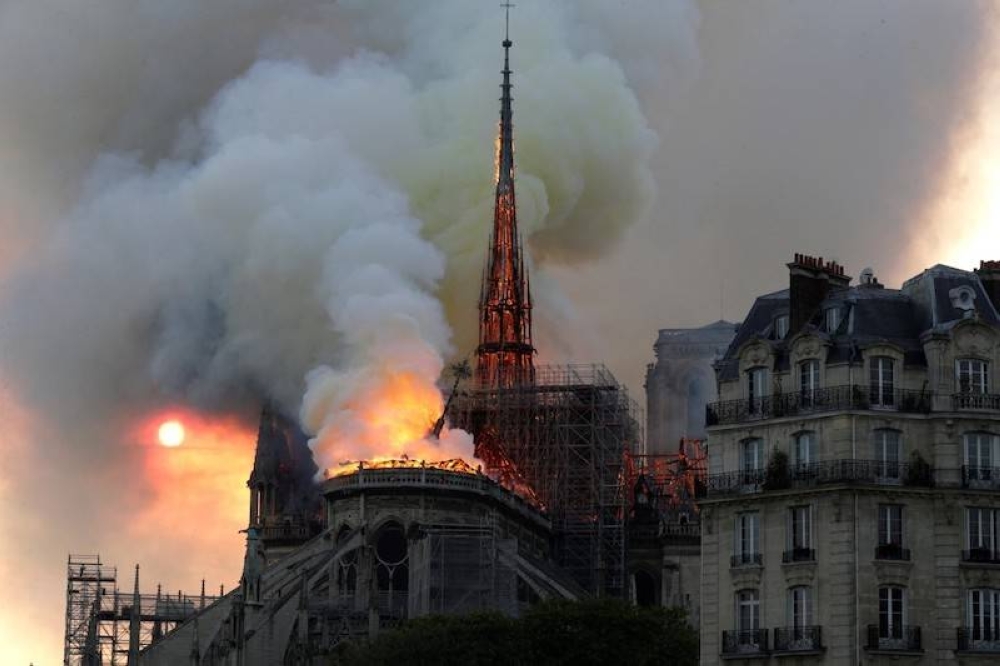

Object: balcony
[773,626,823,653]
[703,459,934,498]
[875,544,911,561]
[961,548,1000,564]
[782,548,816,563]
[731,553,763,568]
[952,392,1000,412]
[866,625,922,653]
[722,629,769,657]
[706,385,931,426]
[962,466,1000,490]
[957,627,1000,653]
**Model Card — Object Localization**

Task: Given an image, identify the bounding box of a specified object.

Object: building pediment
[737,338,774,373]
[951,319,1000,359]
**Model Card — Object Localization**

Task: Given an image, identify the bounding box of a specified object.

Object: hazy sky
[2,2,999,662]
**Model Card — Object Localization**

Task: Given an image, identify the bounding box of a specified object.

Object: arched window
[373,522,409,617]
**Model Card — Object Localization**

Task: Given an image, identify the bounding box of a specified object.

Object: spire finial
[502,3,514,44]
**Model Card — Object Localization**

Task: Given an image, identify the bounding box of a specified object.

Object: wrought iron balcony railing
[875,544,911,561]
[782,548,815,563]
[866,625,922,652]
[962,466,1000,490]
[703,459,934,498]
[706,385,932,426]
[731,552,763,568]
[961,548,1000,564]
[773,626,823,653]
[721,629,769,656]
[957,627,1000,652]
[953,392,1000,411]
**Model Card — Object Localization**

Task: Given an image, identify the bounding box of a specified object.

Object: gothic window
[373,522,409,617]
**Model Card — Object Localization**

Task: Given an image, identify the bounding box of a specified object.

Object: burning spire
[476,6,536,389]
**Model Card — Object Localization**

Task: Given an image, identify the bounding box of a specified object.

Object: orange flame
[309,368,480,478]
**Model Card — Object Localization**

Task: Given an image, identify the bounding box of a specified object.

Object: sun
[157,420,186,448]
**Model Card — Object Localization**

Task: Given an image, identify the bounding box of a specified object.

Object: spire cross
[502,2,515,42]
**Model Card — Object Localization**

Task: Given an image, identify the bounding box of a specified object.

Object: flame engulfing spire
[475,15,535,389]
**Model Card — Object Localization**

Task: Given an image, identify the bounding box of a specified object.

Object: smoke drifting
[0,1,684,660]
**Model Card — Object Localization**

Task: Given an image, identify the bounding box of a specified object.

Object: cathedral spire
[476,5,535,389]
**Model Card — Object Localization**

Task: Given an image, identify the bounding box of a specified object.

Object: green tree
[333,599,698,666]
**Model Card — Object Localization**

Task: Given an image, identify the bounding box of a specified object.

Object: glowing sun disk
[158,420,186,447]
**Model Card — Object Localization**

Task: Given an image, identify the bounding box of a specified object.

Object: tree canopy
[333,599,698,666]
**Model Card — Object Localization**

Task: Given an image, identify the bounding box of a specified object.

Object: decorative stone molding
[731,565,763,589]
[739,340,773,372]
[781,561,817,586]
[952,320,999,359]
[873,559,913,587]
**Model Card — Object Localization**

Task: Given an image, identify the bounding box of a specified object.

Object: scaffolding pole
[64,554,221,665]
[448,364,640,598]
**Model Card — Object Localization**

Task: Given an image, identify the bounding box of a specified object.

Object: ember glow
[304,365,479,478]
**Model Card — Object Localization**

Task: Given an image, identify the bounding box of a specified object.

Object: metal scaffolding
[448,363,640,598]
[63,554,220,665]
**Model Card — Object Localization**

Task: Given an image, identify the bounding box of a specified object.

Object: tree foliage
[332,599,698,666]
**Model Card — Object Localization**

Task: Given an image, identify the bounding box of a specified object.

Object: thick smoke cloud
[0,2,683,661]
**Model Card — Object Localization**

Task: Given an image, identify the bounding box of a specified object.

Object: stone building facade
[645,321,737,455]
[141,466,578,664]
[699,256,1000,664]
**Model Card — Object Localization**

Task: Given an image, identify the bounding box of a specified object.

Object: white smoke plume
[0,2,688,660]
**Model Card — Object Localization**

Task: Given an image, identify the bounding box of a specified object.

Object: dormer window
[825,307,841,333]
[775,315,789,340]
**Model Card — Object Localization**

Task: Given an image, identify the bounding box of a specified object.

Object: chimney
[788,253,851,334]
[976,260,1000,314]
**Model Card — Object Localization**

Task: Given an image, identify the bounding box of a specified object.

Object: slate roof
[717,265,998,381]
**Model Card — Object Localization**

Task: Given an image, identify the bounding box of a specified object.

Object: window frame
[735,512,760,564]
[968,588,1000,642]
[799,360,820,407]
[873,429,902,481]
[869,356,896,408]
[788,586,813,629]
[788,505,813,551]
[878,504,903,547]
[736,589,761,633]
[747,366,770,414]
[878,586,907,639]
[958,359,990,395]
[793,431,817,468]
